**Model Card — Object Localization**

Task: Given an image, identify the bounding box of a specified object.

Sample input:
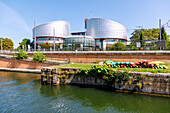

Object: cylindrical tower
[86,18,127,39]
[86,18,128,50]
[32,21,70,49]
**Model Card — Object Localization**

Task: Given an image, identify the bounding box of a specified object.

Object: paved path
[0,68,41,74]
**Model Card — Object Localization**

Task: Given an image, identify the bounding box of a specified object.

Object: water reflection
[0,71,40,87]
[40,85,170,113]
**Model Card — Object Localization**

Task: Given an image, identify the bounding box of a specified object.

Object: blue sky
[0,0,170,48]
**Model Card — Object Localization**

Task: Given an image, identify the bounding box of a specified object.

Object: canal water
[0,71,169,113]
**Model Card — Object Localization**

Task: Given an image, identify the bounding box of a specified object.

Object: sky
[0,0,170,48]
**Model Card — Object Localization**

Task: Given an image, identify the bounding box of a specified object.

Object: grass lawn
[52,63,170,73]
[52,63,95,69]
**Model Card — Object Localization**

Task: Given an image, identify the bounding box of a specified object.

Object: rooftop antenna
[91,9,93,18]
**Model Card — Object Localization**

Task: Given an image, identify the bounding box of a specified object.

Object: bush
[14,50,28,60]
[33,52,46,63]
[111,41,126,51]
[76,65,145,89]
[77,65,132,86]
[131,46,139,50]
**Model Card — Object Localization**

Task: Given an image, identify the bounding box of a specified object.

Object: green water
[0,71,169,113]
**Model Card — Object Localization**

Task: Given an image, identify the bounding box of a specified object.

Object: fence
[0,40,169,53]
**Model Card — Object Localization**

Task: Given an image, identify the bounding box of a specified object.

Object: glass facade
[106,39,116,42]
[36,37,63,48]
[63,36,95,50]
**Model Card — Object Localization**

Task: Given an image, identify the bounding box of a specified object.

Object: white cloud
[0,1,31,48]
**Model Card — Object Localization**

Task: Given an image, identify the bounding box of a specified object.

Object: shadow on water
[39,84,170,113]
[0,71,40,87]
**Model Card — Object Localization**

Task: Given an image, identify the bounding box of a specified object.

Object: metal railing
[0,40,169,53]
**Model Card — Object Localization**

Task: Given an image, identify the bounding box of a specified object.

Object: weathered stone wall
[41,68,170,96]
[66,73,170,95]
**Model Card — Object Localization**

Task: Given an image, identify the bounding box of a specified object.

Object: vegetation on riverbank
[56,65,145,90]
[33,52,46,63]
[77,65,136,88]
[53,63,170,73]
[14,50,28,60]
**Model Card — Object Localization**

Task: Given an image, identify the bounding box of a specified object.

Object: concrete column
[60,44,63,49]
[95,40,97,51]
[100,39,106,51]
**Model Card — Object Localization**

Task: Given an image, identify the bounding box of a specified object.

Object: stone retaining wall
[41,68,170,96]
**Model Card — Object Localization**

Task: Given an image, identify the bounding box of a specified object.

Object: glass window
[121,40,126,42]
[106,39,116,42]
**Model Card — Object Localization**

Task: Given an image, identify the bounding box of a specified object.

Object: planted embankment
[41,67,170,97]
[0,57,56,70]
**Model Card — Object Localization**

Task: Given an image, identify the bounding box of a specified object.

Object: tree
[17,38,31,50]
[159,26,167,40]
[130,28,164,41]
[130,28,169,47]
[0,38,14,50]
[159,26,169,48]
[140,31,144,47]
[112,40,126,51]
[130,29,142,41]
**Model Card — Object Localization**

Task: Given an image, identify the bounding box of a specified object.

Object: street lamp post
[159,19,161,50]
[1,38,2,53]
[53,28,55,51]
[75,50,77,63]
[159,19,170,50]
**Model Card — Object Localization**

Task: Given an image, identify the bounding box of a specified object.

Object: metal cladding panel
[86,18,128,39]
[33,21,70,37]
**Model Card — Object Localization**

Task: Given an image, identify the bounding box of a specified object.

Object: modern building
[32,20,70,49]
[33,18,128,51]
[63,35,95,50]
[86,18,128,50]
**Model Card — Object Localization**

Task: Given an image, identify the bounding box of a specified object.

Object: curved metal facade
[86,18,128,40]
[33,21,70,38]
[32,21,70,49]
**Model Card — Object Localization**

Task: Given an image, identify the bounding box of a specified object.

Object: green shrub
[76,65,146,90]
[132,46,139,50]
[93,61,100,64]
[111,41,126,51]
[14,50,28,60]
[77,65,132,87]
[33,52,46,63]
